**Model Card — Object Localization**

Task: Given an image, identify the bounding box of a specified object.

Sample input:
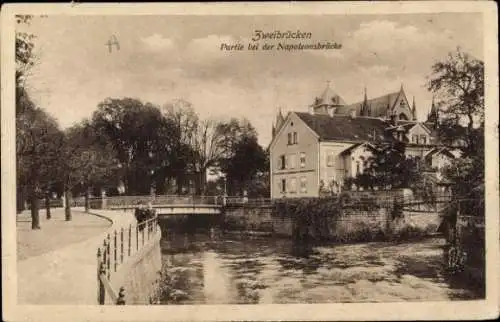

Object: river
[158,231,483,304]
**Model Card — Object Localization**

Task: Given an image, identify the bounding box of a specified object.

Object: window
[279,155,286,170]
[287,133,292,145]
[420,135,427,145]
[412,135,418,144]
[300,177,307,193]
[289,177,297,193]
[326,152,335,167]
[356,161,360,176]
[280,179,286,193]
[300,152,306,168]
[288,154,297,169]
[293,132,298,144]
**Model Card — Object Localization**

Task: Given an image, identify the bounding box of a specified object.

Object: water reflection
[159,232,483,304]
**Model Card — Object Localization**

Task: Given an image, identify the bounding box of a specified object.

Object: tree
[428,48,484,203]
[15,15,36,100]
[63,121,120,218]
[17,106,64,228]
[92,98,173,195]
[161,99,199,193]
[427,47,484,156]
[219,124,268,195]
[15,15,66,228]
[361,141,420,190]
[189,119,225,194]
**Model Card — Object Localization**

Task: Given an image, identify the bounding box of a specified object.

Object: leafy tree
[17,106,64,228]
[16,16,65,227]
[246,171,270,198]
[220,133,267,195]
[428,48,484,205]
[161,99,199,193]
[427,47,484,156]
[15,15,36,99]
[62,121,120,218]
[361,141,420,190]
[92,98,174,195]
[217,118,258,159]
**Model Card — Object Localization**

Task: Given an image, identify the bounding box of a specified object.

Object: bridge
[98,195,269,216]
[109,204,222,216]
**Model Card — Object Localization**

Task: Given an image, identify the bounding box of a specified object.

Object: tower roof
[312,81,346,106]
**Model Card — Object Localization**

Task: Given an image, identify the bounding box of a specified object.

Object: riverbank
[17,208,136,304]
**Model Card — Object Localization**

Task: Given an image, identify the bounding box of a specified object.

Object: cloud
[342,20,456,74]
[140,33,176,52]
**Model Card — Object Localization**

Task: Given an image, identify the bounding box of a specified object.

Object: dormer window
[400,100,405,107]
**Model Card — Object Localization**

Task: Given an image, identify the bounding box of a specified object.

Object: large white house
[269,82,458,199]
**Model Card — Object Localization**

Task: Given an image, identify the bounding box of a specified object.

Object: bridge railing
[105,195,222,209]
[152,195,219,206]
[224,196,272,206]
[101,194,276,210]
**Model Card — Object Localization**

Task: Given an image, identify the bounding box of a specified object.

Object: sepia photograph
[2,2,498,321]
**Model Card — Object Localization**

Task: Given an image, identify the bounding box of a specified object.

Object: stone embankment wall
[94,210,162,305]
[223,205,441,241]
[106,230,162,304]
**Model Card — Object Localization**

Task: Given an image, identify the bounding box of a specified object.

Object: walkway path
[17,208,136,304]
[17,208,111,261]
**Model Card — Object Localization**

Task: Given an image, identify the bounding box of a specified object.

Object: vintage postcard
[1,2,499,321]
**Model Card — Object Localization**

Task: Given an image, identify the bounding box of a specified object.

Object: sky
[22,13,483,146]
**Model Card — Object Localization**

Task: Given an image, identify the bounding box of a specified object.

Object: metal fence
[96,215,160,305]
[106,194,221,209]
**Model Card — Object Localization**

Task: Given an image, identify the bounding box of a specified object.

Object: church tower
[427,96,439,125]
[411,96,417,121]
[310,81,346,116]
[272,107,285,138]
[360,87,371,117]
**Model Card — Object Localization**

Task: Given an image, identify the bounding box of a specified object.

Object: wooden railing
[96,215,160,305]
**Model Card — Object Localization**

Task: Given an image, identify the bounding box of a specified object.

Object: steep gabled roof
[336,91,401,117]
[424,147,457,159]
[295,112,389,142]
[340,142,377,156]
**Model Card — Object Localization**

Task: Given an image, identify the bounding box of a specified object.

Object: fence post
[97,248,103,304]
[102,240,107,274]
[114,230,118,272]
[106,234,111,279]
[128,224,132,257]
[116,286,126,305]
[136,224,139,252]
[120,228,124,264]
[142,223,145,246]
